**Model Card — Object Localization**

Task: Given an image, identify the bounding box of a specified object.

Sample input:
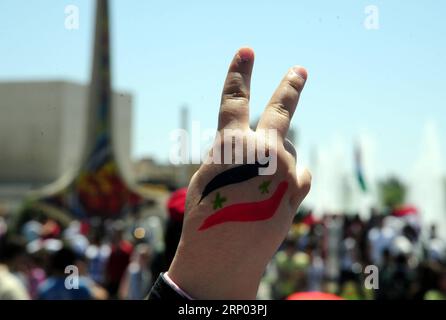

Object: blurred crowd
[1,190,446,300]
[0,188,186,300]
[259,208,446,300]
[0,214,157,300]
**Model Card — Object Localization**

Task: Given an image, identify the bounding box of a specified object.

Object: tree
[379,177,406,210]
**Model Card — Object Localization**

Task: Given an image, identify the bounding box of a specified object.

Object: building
[134,157,200,190]
[0,80,133,204]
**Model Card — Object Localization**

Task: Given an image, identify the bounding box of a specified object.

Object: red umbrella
[167,188,188,222]
[392,205,418,217]
[287,292,344,300]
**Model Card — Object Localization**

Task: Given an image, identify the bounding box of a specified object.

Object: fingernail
[291,66,307,81]
[239,48,253,63]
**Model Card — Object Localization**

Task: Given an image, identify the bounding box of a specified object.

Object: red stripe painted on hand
[198,181,289,231]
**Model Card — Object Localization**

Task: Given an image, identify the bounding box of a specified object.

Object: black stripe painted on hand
[199,162,269,203]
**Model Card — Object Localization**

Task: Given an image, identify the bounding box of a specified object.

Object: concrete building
[134,157,200,190]
[0,80,133,201]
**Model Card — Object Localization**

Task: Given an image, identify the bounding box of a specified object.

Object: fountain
[408,121,446,239]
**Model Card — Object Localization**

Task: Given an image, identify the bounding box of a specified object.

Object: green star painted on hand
[259,180,271,194]
[213,192,227,209]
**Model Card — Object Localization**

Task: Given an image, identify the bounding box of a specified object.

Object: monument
[24,0,148,220]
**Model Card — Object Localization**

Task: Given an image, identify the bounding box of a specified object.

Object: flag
[355,143,367,193]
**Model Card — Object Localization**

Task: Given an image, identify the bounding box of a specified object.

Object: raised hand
[168,47,311,299]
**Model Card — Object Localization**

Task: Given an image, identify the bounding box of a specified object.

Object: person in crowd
[0,238,30,300]
[86,228,110,286]
[367,215,396,267]
[105,220,133,298]
[272,239,309,299]
[150,188,187,280]
[23,252,46,300]
[37,247,93,300]
[76,253,109,300]
[119,243,153,299]
[306,244,325,292]
[338,236,364,299]
[376,249,394,300]
[424,270,446,300]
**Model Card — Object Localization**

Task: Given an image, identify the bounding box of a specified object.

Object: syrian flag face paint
[197,163,288,231]
[198,181,289,231]
[198,162,270,203]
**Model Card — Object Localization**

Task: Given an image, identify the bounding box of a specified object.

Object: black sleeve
[146,273,190,301]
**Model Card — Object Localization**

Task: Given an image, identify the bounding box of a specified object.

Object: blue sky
[1,0,445,179]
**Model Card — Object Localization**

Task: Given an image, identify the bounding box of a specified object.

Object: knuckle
[222,92,249,103]
[268,102,291,120]
[222,72,250,100]
[286,74,305,92]
[219,107,239,122]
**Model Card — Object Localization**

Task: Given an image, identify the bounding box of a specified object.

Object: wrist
[168,240,263,299]
[163,272,195,300]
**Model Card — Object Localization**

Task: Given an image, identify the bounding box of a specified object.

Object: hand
[168,47,311,299]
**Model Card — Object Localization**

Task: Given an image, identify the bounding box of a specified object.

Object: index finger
[218,47,255,131]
